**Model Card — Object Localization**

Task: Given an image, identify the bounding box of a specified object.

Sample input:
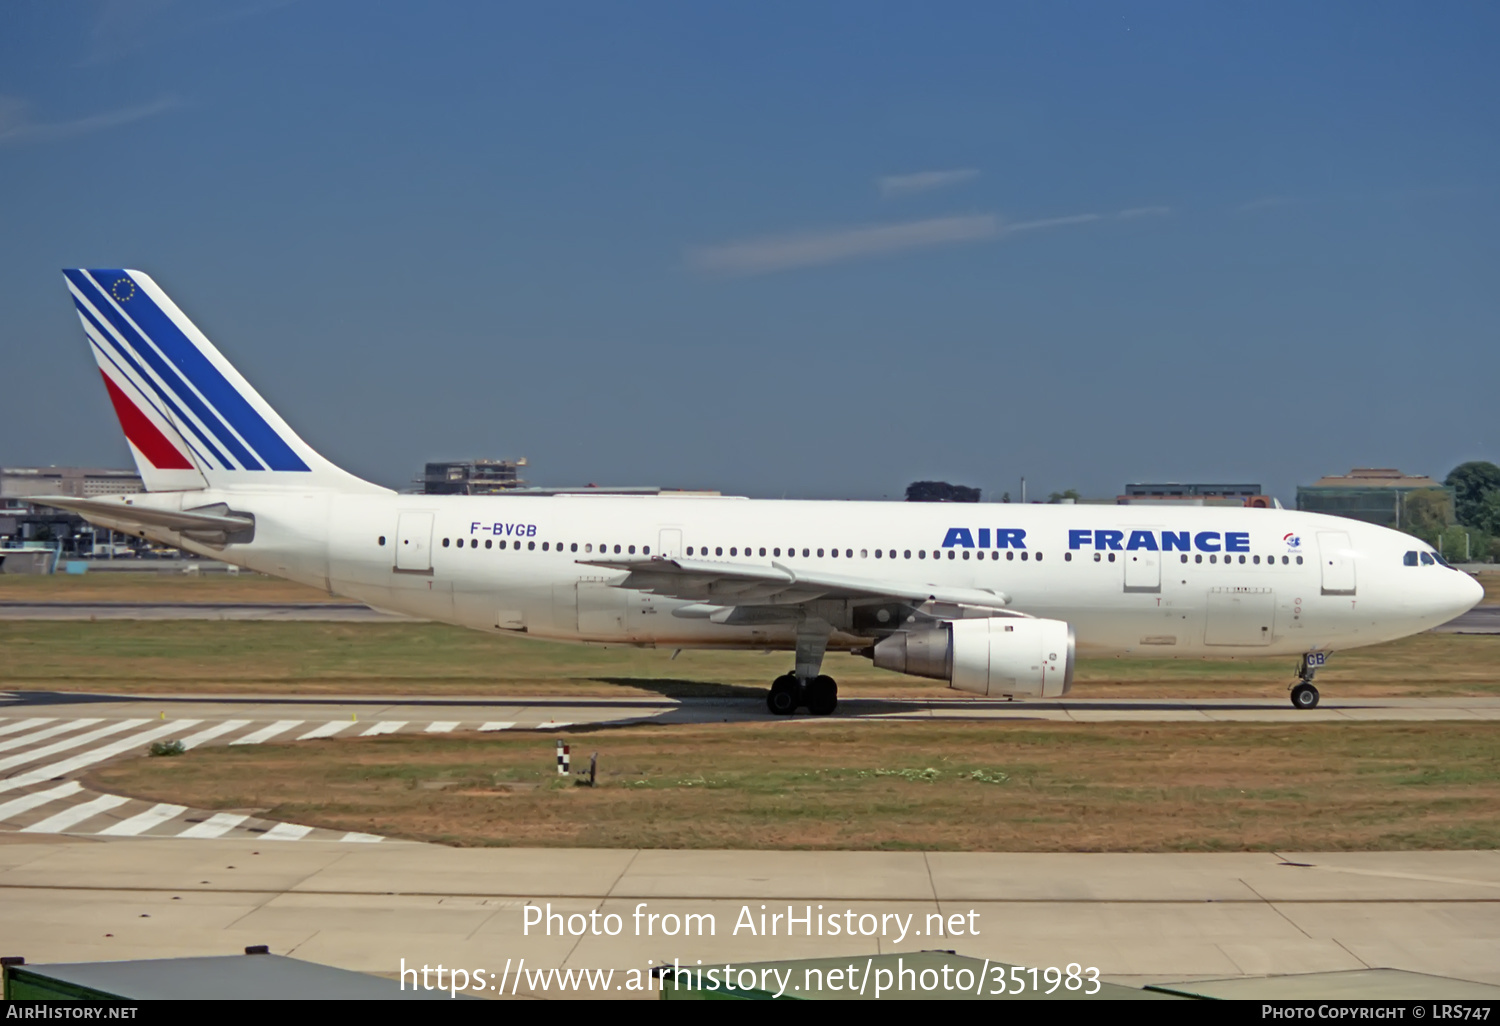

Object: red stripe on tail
[99,372,195,470]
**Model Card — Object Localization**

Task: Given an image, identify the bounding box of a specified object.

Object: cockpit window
[1432,551,1454,569]
[1419,552,1435,566]
[1404,551,1419,566]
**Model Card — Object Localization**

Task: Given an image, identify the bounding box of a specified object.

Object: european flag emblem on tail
[62,269,382,494]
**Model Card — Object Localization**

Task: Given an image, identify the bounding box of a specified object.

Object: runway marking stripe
[297,721,352,740]
[0,718,106,756]
[179,720,251,750]
[261,822,313,841]
[340,832,383,843]
[229,720,303,745]
[0,720,203,795]
[0,718,56,739]
[359,721,406,737]
[478,722,516,732]
[97,802,188,836]
[0,782,84,824]
[536,721,573,731]
[0,719,145,773]
[177,812,248,839]
[424,722,459,733]
[21,793,130,833]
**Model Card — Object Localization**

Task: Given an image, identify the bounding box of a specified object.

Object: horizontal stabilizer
[29,496,255,546]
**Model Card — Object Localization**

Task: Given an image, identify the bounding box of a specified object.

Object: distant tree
[905,481,981,503]
[1000,492,1011,504]
[1437,525,1490,564]
[1400,488,1453,545]
[1477,492,1500,537]
[1047,489,1081,503]
[1446,461,1500,527]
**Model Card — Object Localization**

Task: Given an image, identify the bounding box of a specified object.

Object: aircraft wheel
[767,674,800,716]
[805,675,838,716]
[1290,683,1320,710]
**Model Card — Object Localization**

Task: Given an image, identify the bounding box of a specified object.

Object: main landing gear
[766,618,838,716]
[1289,654,1322,709]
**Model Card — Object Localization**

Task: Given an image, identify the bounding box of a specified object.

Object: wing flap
[29,496,255,544]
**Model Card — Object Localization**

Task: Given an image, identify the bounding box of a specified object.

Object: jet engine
[870,617,1075,698]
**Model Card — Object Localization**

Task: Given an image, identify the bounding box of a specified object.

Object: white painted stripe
[340,832,383,843]
[424,721,459,733]
[0,719,144,773]
[260,822,313,841]
[0,718,104,755]
[179,720,251,750]
[97,802,187,837]
[297,721,352,740]
[0,781,83,823]
[0,720,203,795]
[177,812,249,839]
[22,793,130,833]
[229,720,303,745]
[478,721,516,732]
[535,721,573,731]
[0,718,55,739]
[359,721,406,737]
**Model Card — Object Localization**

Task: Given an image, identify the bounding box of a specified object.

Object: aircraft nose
[1454,571,1485,614]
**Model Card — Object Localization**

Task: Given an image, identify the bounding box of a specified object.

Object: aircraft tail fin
[62,269,387,494]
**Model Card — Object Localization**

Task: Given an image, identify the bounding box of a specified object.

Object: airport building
[1296,467,1453,529]
[417,458,529,495]
[1117,482,1268,507]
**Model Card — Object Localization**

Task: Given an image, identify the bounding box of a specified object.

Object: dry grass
[86,721,1500,852]
[0,571,349,604]
[1,620,1497,699]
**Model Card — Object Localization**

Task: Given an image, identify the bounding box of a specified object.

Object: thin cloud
[878,168,980,199]
[689,205,1170,277]
[0,95,181,146]
[689,214,999,276]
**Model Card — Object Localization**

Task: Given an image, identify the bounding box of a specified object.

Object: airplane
[36,269,1484,714]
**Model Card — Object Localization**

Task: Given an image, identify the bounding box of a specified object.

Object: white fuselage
[142,491,1481,663]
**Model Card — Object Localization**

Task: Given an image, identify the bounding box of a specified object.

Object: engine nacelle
[871,617,1075,698]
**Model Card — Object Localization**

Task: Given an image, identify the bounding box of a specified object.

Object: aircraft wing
[577,555,1019,614]
[28,496,254,544]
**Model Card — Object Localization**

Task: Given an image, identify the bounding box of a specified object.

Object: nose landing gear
[1289,654,1322,709]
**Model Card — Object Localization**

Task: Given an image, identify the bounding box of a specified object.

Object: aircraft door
[394,512,434,573]
[658,528,683,558]
[1123,551,1161,593]
[1317,531,1357,596]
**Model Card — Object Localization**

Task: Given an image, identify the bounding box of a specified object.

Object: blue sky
[2,1,1496,501]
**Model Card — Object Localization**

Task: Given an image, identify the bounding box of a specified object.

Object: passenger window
[442,538,450,548]
[848,549,855,558]
[643,546,650,555]
[1252,555,1259,564]
[528,541,536,551]
[918,550,926,559]
[760,548,767,557]
[542,542,549,551]
[803,548,810,557]
[904,550,911,559]
[614,544,622,554]
[499,540,507,549]
[1239,555,1246,564]
[1107,553,1114,562]
[378,536,386,546]
[1296,556,1303,565]
[962,551,970,560]
[990,551,998,560]
[830,548,838,558]
[628,545,636,554]
[1065,552,1072,562]
[1209,555,1216,564]
[715,547,722,556]
[1404,551,1418,566]
[1180,554,1188,563]
[773,548,781,557]
[485,539,492,549]
[729,547,737,556]
[1094,553,1101,562]
[1420,552,1434,566]
[1195,554,1203,564]
[470,539,477,548]
[1036,552,1043,562]
[1022,552,1030,561]
[875,550,882,559]
[947,551,956,560]
[818,548,825,557]
[1282,555,1289,564]
[570,543,577,552]
[1007,551,1015,561]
